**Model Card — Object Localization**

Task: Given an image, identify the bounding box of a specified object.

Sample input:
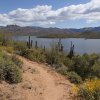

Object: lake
[13,36,100,54]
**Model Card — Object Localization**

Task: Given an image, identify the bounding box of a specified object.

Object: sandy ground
[0,55,74,100]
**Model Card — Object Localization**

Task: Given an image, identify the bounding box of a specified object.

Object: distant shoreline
[37,36,100,39]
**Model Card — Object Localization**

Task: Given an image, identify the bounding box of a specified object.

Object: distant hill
[0,25,74,36]
[0,25,100,38]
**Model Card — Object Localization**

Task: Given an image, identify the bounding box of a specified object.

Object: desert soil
[0,55,75,100]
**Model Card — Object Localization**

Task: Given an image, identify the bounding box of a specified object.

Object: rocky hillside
[0,25,100,38]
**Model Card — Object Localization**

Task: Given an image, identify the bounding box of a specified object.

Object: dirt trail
[0,55,74,100]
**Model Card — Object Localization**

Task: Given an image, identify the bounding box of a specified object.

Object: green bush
[63,57,74,67]
[0,59,5,80]
[5,46,14,53]
[45,50,58,65]
[79,88,100,100]
[78,79,100,100]
[23,49,46,63]
[4,61,22,83]
[57,66,68,75]
[66,71,82,84]
[0,52,22,83]
[45,49,65,66]
[13,42,27,55]
[0,34,9,46]
[11,55,23,68]
[92,62,100,78]
[66,55,98,80]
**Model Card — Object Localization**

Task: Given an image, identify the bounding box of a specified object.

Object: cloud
[0,0,100,26]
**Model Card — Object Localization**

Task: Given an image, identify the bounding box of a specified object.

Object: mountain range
[0,25,100,38]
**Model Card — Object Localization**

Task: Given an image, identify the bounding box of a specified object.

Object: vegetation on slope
[0,51,22,83]
[78,79,100,100]
[0,34,100,99]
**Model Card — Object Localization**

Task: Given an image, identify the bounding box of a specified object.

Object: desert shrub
[45,49,65,67]
[69,54,100,80]
[0,59,5,80]
[92,62,100,78]
[0,51,22,83]
[4,61,22,83]
[73,56,90,77]
[66,55,97,80]
[66,71,82,84]
[2,53,23,69]
[10,55,23,68]
[23,49,46,63]
[45,50,58,65]
[57,66,68,75]
[0,34,8,46]
[45,43,63,65]
[13,42,27,55]
[5,46,14,53]
[78,79,100,100]
[63,57,74,67]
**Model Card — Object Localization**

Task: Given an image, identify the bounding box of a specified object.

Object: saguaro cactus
[60,44,64,52]
[43,45,46,52]
[58,38,61,51]
[35,41,38,49]
[27,36,33,49]
[57,38,64,52]
[68,41,75,59]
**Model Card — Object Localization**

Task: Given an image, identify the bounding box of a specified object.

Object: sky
[0,0,100,28]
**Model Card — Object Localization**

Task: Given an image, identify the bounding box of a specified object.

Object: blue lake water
[13,36,100,54]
